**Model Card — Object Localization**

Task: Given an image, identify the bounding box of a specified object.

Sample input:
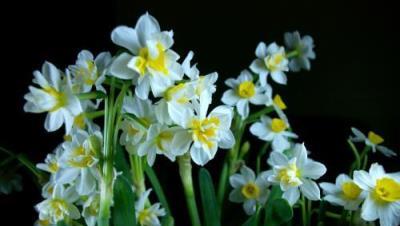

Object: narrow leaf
[144,164,172,216]
[199,168,221,226]
[112,175,136,226]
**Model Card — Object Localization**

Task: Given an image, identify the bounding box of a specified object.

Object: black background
[0,0,399,225]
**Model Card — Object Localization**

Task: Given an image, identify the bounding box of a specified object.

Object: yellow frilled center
[43,86,68,112]
[237,81,256,99]
[164,83,189,104]
[264,52,286,72]
[190,117,220,149]
[373,177,400,203]
[49,199,68,220]
[136,43,168,75]
[48,161,59,174]
[241,182,260,199]
[155,131,174,151]
[68,146,95,168]
[278,163,301,187]
[368,131,384,145]
[271,118,287,133]
[138,208,151,225]
[273,94,287,110]
[341,181,362,200]
[73,113,86,129]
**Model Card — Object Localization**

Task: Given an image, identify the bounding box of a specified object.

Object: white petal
[300,179,320,201]
[44,111,64,132]
[229,188,245,203]
[135,77,151,100]
[218,130,235,149]
[109,53,136,80]
[55,168,80,184]
[353,170,375,190]
[229,174,246,188]
[190,146,209,166]
[302,160,327,179]
[243,199,257,215]
[361,196,378,221]
[171,130,192,156]
[268,151,288,166]
[136,13,161,46]
[236,99,250,119]
[255,42,268,58]
[221,90,240,106]
[319,182,340,194]
[323,194,346,206]
[111,26,140,54]
[271,71,287,85]
[240,165,256,182]
[369,163,385,181]
[283,188,300,205]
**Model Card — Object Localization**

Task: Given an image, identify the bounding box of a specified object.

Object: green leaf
[199,168,221,226]
[144,164,173,220]
[0,171,22,194]
[242,215,257,226]
[114,144,132,184]
[264,186,293,226]
[112,175,136,226]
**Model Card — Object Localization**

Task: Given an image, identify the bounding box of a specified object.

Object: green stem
[300,195,308,226]
[130,155,146,196]
[324,211,341,219]
[347,139,360,173]
[256,142,269,174]
[178,153,201,226]
[286,50,300,58]
[85,110,105,119]
[244,106,274,124]
[77,91,107,100]
[217,162,228,206]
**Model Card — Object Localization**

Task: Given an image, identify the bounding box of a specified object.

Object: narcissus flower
[250,115,297,152]
[24,62,82,133]
[69,50,111,93]
[35,185,80,224]
[170,96,235,165]
[350,127,397,157]
[135,189,166,226]
[37,145,63,175]
[109,13,183,99]
[222,70,271,118]
[250,42,289,86]
[229,165,270,215]
[56,130,101,195]
[82,193,100,226]
[320,174,365,210]
[353,163,400,226]
[267,143,327,205]
[284,31,315,72]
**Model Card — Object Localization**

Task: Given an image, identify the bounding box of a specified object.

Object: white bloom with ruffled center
[24,62,82,133]
[284,31,316,72]
[229,165,270,215]
[109,13,183,99]
[69,50,111,93]
[170,95,235,165]
[250,115,297,152]
[353,163,400,226]
[320,173,365,210]
[55,130,101,195]
[82,193,100,226]
[350,127,397,157]
[222,70,271,118]
[250,42,289,86]
[136,189,166,226]
[37,145,63,175]
[267,143,327,205]
[35,185,80,224]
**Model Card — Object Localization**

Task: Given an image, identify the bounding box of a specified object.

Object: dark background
[0,0,399,225]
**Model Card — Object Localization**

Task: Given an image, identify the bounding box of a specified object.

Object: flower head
[284,31,315,72]
[350,127,397,157]
[353,163,400,226]
[229,165,270,215]
[250,42,289,86]
[24,62,82,133]
[222,70,271,118]
[135,189,166,226]
[267,143,327,205]
[320,173,365,210]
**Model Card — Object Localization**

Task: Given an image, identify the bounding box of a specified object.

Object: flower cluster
[14,11,398,226]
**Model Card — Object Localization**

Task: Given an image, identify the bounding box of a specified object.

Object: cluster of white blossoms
[20,11,399,226]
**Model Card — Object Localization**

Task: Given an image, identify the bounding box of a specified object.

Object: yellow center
[271,118,287,133]
[138,209,151,225]
[241,182,260,199]
[373,178,400,203]
[273,94,287,110]
[37,219,51,226]
[49,199,68,220]
[68,146,95,168]
[136,43,168,75]
[73,113,86,129]
[190,117,220,149]
[342,181,362,200]
[43,86,68,112]
[164,83,189,103]
[155,131,174,151]
[237,81,256,98]
[48,161,59,173]
[278,163,301,187]
[265,53,285,72]
[368,131,384,145]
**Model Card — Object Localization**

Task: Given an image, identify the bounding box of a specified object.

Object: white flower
[109,13,183,99]
[170,95,235,165]
[250,42,289,86]
[320,173,365,210]
[284,31,315,72]
[35,185,80,224]
[137,124,182,166]
[229,165,270,215]
[222,70,271,118]
[37,145,63,175]
[34,218,56,226]
[82,193,100,226]
[353,163,400,226]
[24,62,83,133]
[135,189,166,226]
[350,127,397,157]
[267,143,327,205]
[69,50,111,93]
[250,115,297,152]
[55,130,101,195]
